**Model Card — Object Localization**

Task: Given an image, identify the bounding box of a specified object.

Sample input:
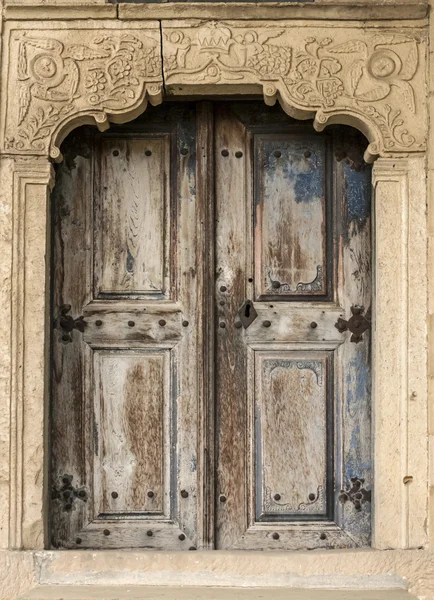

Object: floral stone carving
[163,21,426,161]
[4,26,163,159]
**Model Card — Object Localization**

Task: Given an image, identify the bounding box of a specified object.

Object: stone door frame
[0,9,429,568]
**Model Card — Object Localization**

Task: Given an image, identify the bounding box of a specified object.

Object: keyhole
[245,303,251,319]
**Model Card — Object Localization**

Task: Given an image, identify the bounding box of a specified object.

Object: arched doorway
[50,99,371,550]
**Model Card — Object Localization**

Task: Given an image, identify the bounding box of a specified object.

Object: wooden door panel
[254,135,327,299]
[51,104,202,550]
[215,102,371,550]
[253,351,331,521]
[95,136,171,299]
[93,350,170,517]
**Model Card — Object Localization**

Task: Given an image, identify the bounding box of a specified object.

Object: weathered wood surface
[51,104,202,549]
[51,101,371,551]
[255,135,327,299]
[95,136,171,298]
[255,353,329,519]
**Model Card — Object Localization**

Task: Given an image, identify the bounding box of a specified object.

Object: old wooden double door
[51,101,372,550]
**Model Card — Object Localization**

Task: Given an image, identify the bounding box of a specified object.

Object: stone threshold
[18,588,416,600]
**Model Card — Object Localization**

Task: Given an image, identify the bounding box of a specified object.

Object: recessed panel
[95,136,171,298]
[94,350,171,517]
[254,352,330,520]
[254,135,327,299]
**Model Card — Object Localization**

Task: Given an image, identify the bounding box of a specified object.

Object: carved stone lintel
[4,27,163,160]
[2,22,426,162]
[162,22,426,161]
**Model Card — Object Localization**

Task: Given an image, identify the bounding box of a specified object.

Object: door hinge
[339,477,371,511]
[52,474,89,512]
[54,304,86,343]
[335,305,370,343]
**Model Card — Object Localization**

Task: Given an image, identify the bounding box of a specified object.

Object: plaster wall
[0,0,432,598]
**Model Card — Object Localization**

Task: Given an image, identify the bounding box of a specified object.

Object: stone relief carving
[2,22,426,161]
[4,28,163,159]
[163,21,426,161]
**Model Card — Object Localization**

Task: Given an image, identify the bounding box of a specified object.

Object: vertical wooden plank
[50,130,93,548]
[196,102,215,548]
[335,136,372,546]
[214,104,248,549]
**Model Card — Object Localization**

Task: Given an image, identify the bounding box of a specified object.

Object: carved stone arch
[1,20,426,163]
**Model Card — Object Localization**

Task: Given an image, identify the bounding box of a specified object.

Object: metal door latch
[335,306,370,343]
[54,304,86,343]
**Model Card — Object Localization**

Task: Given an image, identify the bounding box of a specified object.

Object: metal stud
[180,489,189,498]
[182,320,189,327]
[304,150,312,158]
[263,320,271,328]
[180,148,189,155]
[147,490,154,498]
[309,493,316,501]
[111,491,118,499]
[112,150,119,157]
[274,150,282,158]
[235,321,242,329]
[95,320,102,327]
[272,532,280,540]
[179,533,186,541]
[145,150,152,157]
[147,530,153,537]
[320,533,327,540]
[310,322,318,329]
[220,322,226,328]
[272,281,281,289]
[76,538,82,544]
[274,493,281,501]
[103,529,110,536]
[159,319,166,327]
[221,149,229,157]
[235,151,243,158]
[220,285,227,292]
[128,321,135,327]
[219,495,227,503]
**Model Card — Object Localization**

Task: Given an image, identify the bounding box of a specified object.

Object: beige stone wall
[0,0,432,598]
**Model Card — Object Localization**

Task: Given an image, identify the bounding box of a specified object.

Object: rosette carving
[4,28,163,159]
[162,22,426,161]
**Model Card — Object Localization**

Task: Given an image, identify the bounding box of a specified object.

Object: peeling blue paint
[344,162,371,223]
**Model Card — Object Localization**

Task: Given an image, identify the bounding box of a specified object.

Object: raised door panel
[254,135,328,299]
[254,352,331,521]
[95,136,171,299]
[94,350,170,517]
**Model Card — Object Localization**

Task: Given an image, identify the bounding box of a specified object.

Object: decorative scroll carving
[264,486,324,513]
[163,22,426,161]
[265,359,323,386]
[4,27,163,159]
